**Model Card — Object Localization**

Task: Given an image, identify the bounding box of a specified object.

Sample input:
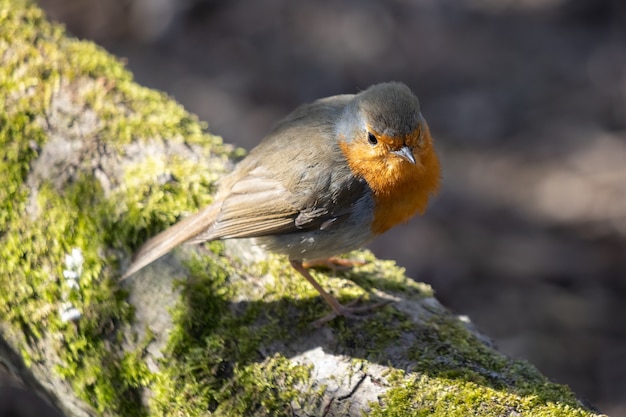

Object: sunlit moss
[0,1,226,415]
[370,371,595,417]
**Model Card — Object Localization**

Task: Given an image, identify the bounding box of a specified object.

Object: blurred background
[37,0,626,414]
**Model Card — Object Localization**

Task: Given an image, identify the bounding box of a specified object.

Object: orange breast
[339,126,440,235]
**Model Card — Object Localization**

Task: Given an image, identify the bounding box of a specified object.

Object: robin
[122,81,441,324]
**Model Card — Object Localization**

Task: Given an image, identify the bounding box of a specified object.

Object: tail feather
[121,204,221,280]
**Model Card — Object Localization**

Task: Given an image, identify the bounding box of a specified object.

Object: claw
[290,259,390,326]
[311,298,390,327]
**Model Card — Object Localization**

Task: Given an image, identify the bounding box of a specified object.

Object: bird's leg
[289,260,388,327]
[301,257,366,271]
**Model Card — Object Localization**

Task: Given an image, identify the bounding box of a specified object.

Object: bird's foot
[290,259,388,327]
[302,257,366,272]
[312,297,390,327]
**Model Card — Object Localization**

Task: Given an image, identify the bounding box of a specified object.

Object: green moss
[115,153,226,252]
[405,316,580,402]
[367,317,597,417]
[370,371,595,417]
[0,1,228,415]
[0,175,147,414]
[150,251,316,416]
[346,251,435,297]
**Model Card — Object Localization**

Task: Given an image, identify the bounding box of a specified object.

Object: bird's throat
[339,140,440,235]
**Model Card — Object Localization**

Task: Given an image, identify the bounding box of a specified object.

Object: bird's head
[337,82,441,234]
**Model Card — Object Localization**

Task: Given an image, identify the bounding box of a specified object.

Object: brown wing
[186,162,367,243]
[187,170,298,242]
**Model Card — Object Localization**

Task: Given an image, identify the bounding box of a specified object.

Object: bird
[122,81,441,325]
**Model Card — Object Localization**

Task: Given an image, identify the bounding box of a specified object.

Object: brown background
[37,0,626,415]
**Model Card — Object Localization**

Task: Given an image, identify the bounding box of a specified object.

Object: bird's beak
[393,145,416,164]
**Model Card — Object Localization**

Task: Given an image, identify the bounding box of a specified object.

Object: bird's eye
[367,132,378,146]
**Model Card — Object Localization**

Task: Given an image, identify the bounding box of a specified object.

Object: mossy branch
[0,1,605,416]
